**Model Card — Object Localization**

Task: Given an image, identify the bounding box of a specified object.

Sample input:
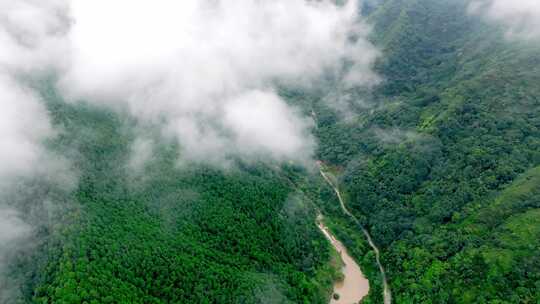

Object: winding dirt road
[318,162,392,304]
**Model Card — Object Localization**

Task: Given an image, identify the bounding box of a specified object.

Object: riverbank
[317,217,369,304]
[318,162,392,304]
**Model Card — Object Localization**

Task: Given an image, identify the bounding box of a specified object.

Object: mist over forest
[1,0,539,303]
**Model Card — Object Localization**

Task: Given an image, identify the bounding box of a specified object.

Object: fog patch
[0,1,73,301]
[58,0,379,166]
[373,128,422,145]
[469,0,540,40]
[372,127,442,155]
[0,77,52,179]
[127,137,155,173]
[0,0,70,73]
[281,193,312,223]
[221,91,315,166]
[1,0,382,300]
[0,209,31,304]
[239,272,293,304]
[0,0,72,183]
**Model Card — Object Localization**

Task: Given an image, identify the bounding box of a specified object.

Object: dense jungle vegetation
[4,0,539,303]
[310,0,540,303]
[5,88,341,303]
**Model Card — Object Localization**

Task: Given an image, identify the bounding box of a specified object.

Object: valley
[318,163,392,304]
[1,1,539,303]
[317,217,369,304]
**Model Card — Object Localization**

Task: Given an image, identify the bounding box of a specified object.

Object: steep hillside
[5,86,341,304]
[2,1,539,303]
[311,0,540,302]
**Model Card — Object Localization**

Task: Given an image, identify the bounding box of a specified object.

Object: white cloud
[128,137,155,172]
[59,0,379,165]
[373,127,420,145]
[470,0,540,40]
[0,0,70,182]
[0,79,48,296]
[0,0,71,188]
[0,0,382,297]
[0,1,72,298]
[0,0,70,73]
[223,91,315,163]
[0,209,31,247]
[0,76,52,181]
[0,0,71,190]
[0,208,32,303]
[0,0,381,299]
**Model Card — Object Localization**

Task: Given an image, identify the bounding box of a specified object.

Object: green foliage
[309,0,540,302]
[8,1,540,303]
[18,95,338,304]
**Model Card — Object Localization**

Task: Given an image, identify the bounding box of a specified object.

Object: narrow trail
[318,163,392,304]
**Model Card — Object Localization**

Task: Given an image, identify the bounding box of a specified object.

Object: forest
[309,0,540,303]
[7,89,343,304]
[2,0,539,303]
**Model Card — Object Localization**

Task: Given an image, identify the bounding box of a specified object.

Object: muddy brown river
[318,219,369,304]
[318,162,392,304]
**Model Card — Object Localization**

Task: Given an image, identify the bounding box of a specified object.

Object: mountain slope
[7,88,341,304]
[310,0,540,302]
[4,1,540,303]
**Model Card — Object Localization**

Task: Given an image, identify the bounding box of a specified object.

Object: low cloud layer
[1,0,380,167]
[470,0,540,40]
[0,77,52,181]
[0,1,379,295]
[0,0,66,181]
[59,0,379,165]
[1,1,379,295]
[0,208,32,303]
[0,1,72,300]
